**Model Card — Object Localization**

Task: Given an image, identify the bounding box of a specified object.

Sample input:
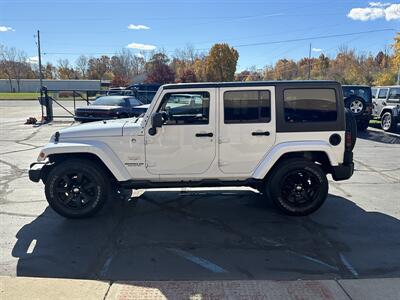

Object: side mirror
[149,112,163,136]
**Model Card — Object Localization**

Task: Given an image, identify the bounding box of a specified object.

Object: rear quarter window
[283,89,337,123]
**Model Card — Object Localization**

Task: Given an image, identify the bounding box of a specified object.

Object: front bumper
[331,151,354,181]
[28,162,47,183]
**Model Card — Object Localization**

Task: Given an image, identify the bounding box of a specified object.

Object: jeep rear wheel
[266,159,328,216]
[45,159,109,218]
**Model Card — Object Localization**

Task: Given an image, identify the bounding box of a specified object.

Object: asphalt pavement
[0,101,399,283]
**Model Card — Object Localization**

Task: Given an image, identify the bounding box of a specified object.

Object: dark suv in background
[342,85,373,131]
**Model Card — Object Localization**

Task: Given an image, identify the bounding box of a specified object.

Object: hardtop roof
[162,80,341,90]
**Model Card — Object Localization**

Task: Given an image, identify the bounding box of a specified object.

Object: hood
[56,119,129,139]
[76,105,122,111]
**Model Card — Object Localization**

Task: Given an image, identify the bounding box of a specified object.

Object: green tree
[205,44,239,82]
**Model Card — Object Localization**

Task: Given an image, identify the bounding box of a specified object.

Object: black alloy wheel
[266,159,328,216]
[45,159,108,218]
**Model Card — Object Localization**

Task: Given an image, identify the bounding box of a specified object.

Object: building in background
[0,79,102,92]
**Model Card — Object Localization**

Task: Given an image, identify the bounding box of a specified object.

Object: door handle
[252,131,270,136]
[196,132,213,137]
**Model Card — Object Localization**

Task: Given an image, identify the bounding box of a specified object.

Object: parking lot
[0,100,399,282]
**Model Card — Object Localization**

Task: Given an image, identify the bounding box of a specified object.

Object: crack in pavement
[354,159,399,183]
[0,159,27,203]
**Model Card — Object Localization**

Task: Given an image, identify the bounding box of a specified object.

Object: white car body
[34,81,351,184]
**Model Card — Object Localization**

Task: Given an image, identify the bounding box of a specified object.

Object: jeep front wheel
[45,159,109,218]
[266,159,328,216]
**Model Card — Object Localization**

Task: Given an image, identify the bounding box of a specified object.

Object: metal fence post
[43,87,53,123]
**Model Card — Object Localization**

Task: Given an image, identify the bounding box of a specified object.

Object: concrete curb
[1,276,399,300]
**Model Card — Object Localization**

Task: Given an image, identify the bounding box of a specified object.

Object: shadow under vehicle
[11,190,400,281]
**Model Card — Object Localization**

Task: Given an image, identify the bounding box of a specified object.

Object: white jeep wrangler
[29,81,356,218]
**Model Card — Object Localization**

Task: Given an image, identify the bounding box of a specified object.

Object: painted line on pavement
[167,248,228,273]
[340,253,359,277]
[288,250,339,271]
[100,256,114,277]
[26,239,37,254]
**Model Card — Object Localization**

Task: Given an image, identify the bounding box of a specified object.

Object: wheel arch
[38,141,131,182]
[252,142,338,180]
[380,106,399,119]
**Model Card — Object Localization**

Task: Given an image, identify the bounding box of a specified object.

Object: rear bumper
[331,151,354,181]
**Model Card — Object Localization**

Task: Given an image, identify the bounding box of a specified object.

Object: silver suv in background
[372,86,400,132]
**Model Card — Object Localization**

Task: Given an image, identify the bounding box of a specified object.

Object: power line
[219,28,397,50]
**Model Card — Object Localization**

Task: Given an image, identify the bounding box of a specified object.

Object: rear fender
[252,141,339,179]
[37,141,131,181]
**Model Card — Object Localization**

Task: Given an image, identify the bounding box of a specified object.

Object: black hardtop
[163,80,341,90]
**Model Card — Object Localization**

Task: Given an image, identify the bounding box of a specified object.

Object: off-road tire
[381,112,397,132]
[345,96,365,116]
[266,159,328,216]
[44,159,109,218]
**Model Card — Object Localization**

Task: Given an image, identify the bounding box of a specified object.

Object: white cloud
[369,2,391,7]
[348,3,400,21]
[0,26,15,32]
[312,48,323,52]
[385,3,400,20]
[135,53,145,58]
[26,56,39,64]
[126,42,156,50]
[127,24,150,30]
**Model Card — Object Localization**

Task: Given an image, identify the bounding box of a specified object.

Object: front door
[145,89,216,175]
[218,87,276,174]
[373,88,388,115]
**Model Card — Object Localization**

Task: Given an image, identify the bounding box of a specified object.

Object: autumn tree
[0,45,30,91]
[75,55,88,79]
[205,44,239,82]
[145,53,175,84]
[57,59,78,79]
[87,56,111,80]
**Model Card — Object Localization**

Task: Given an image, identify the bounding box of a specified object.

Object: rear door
[387,87,400,105]
[218,87,276,174]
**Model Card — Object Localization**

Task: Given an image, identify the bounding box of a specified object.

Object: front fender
[37,141,131,181]
[252,141,339,179]
[380,105,400,118]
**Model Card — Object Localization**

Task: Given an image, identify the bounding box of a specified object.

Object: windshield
[92,97,126,106]
[343,86,372,102]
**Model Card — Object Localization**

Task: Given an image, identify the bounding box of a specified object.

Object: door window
[378,89,388,99]
[224,90,271,123]
[158,92,210,125]
[283,89,337,123]
[388,88,400,99]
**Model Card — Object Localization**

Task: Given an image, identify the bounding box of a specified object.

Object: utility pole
[308,43,312,80]
[36,30,43,92]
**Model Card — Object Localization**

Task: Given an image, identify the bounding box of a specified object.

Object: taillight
[345,131,352,149]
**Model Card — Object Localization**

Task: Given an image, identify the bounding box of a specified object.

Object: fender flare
[380,105,400,118]
[252,141,339,179]
[38,141,131,181]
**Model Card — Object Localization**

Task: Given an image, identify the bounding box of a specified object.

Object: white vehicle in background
[29,81,356,219]
[371,86,400,132]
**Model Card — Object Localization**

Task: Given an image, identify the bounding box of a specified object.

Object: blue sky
[0,0,399,70]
